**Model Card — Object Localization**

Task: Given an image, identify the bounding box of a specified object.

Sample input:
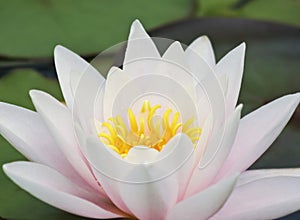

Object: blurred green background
[0,0,300,219]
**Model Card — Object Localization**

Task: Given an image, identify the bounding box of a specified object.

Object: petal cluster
[1,20,300,220]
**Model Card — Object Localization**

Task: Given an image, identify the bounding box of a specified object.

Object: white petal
[71,60,105,134]
[102,71,199,123]
[3,162,124,219]
[185,42,217,81]
[217,93,300,180]
[185,45,227,151]
[85,134,194,218]
[211,169,300,220]
[29,90,101,192]
[186,35,216,67]
[125,146,159,164]
[157,134,196,200]
[0,102,78,180]
[54,45,104,109]
[120,134,195,219]
[166,174,238,220]
[215,43,246,115]
[161,41,197,102]
[103,66,132,120]
[123,20,160,74]
[185,105,242,198]
[192,114,213,168]
[162,41,187,67]
[118,168,179,220]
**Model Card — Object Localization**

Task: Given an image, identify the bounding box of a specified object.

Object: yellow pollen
[98,101,201,157]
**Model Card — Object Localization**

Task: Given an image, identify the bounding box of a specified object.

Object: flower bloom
[1,20,300,220]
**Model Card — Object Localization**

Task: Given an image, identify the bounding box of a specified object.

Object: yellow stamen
[182,117,194,132]
[128,109,138,133]
[98,101,201,157]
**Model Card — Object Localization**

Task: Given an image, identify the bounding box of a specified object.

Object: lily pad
[0,0,191,58]
[197,0,300,26]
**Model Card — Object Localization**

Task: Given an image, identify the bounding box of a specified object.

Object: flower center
[98,101,201,157]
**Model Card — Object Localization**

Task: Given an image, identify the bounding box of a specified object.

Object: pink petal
[166,173,238,220]
[215,43,246,115]
[0,102,78,180]
[216,93,300,180]
[185,105,242,198]
[3,161,125,219]
[54,45,104,109]
[29,90,102,192]
[211,169,300,220]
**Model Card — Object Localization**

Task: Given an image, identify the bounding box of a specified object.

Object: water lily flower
[1,19,300,220]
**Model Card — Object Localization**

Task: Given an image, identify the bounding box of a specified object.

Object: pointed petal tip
[190,35,213,48]
[128,19,149,41]
[2,163,9,173]
[164,41,184,55]
[29,89,40,97]
[235,42,246,53]
[172,40,181,45]
[54,45,77,61]
[130,19,144,31]
[54,45,68,56]
[284,92,300,105]
[236,104,243,113]
[107,66,122,75]
[29,89,48,102]
[132,19,141,25]
[171,41,183,49]
[2,161,21,175]
[197,35,210,42]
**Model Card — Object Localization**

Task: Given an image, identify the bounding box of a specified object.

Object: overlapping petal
[215,43,246,115]
[186,35,216,68]
[3,162,125,219]
[185,104,242,198]
[85,134,195,219]
[54,45,105,109]
[211,169,300,220]
[0,103,77,180]
[123,19,160,76]
[29,90,101,192]
[166,173,238,220]
[217,93,300,180]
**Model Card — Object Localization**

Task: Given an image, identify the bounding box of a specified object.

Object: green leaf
[197,0,239,16]
[0,69,62,109]
[236,0,300,27]
[250,125,300,170]
[0,0,191,58]
[197,0,300,26]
